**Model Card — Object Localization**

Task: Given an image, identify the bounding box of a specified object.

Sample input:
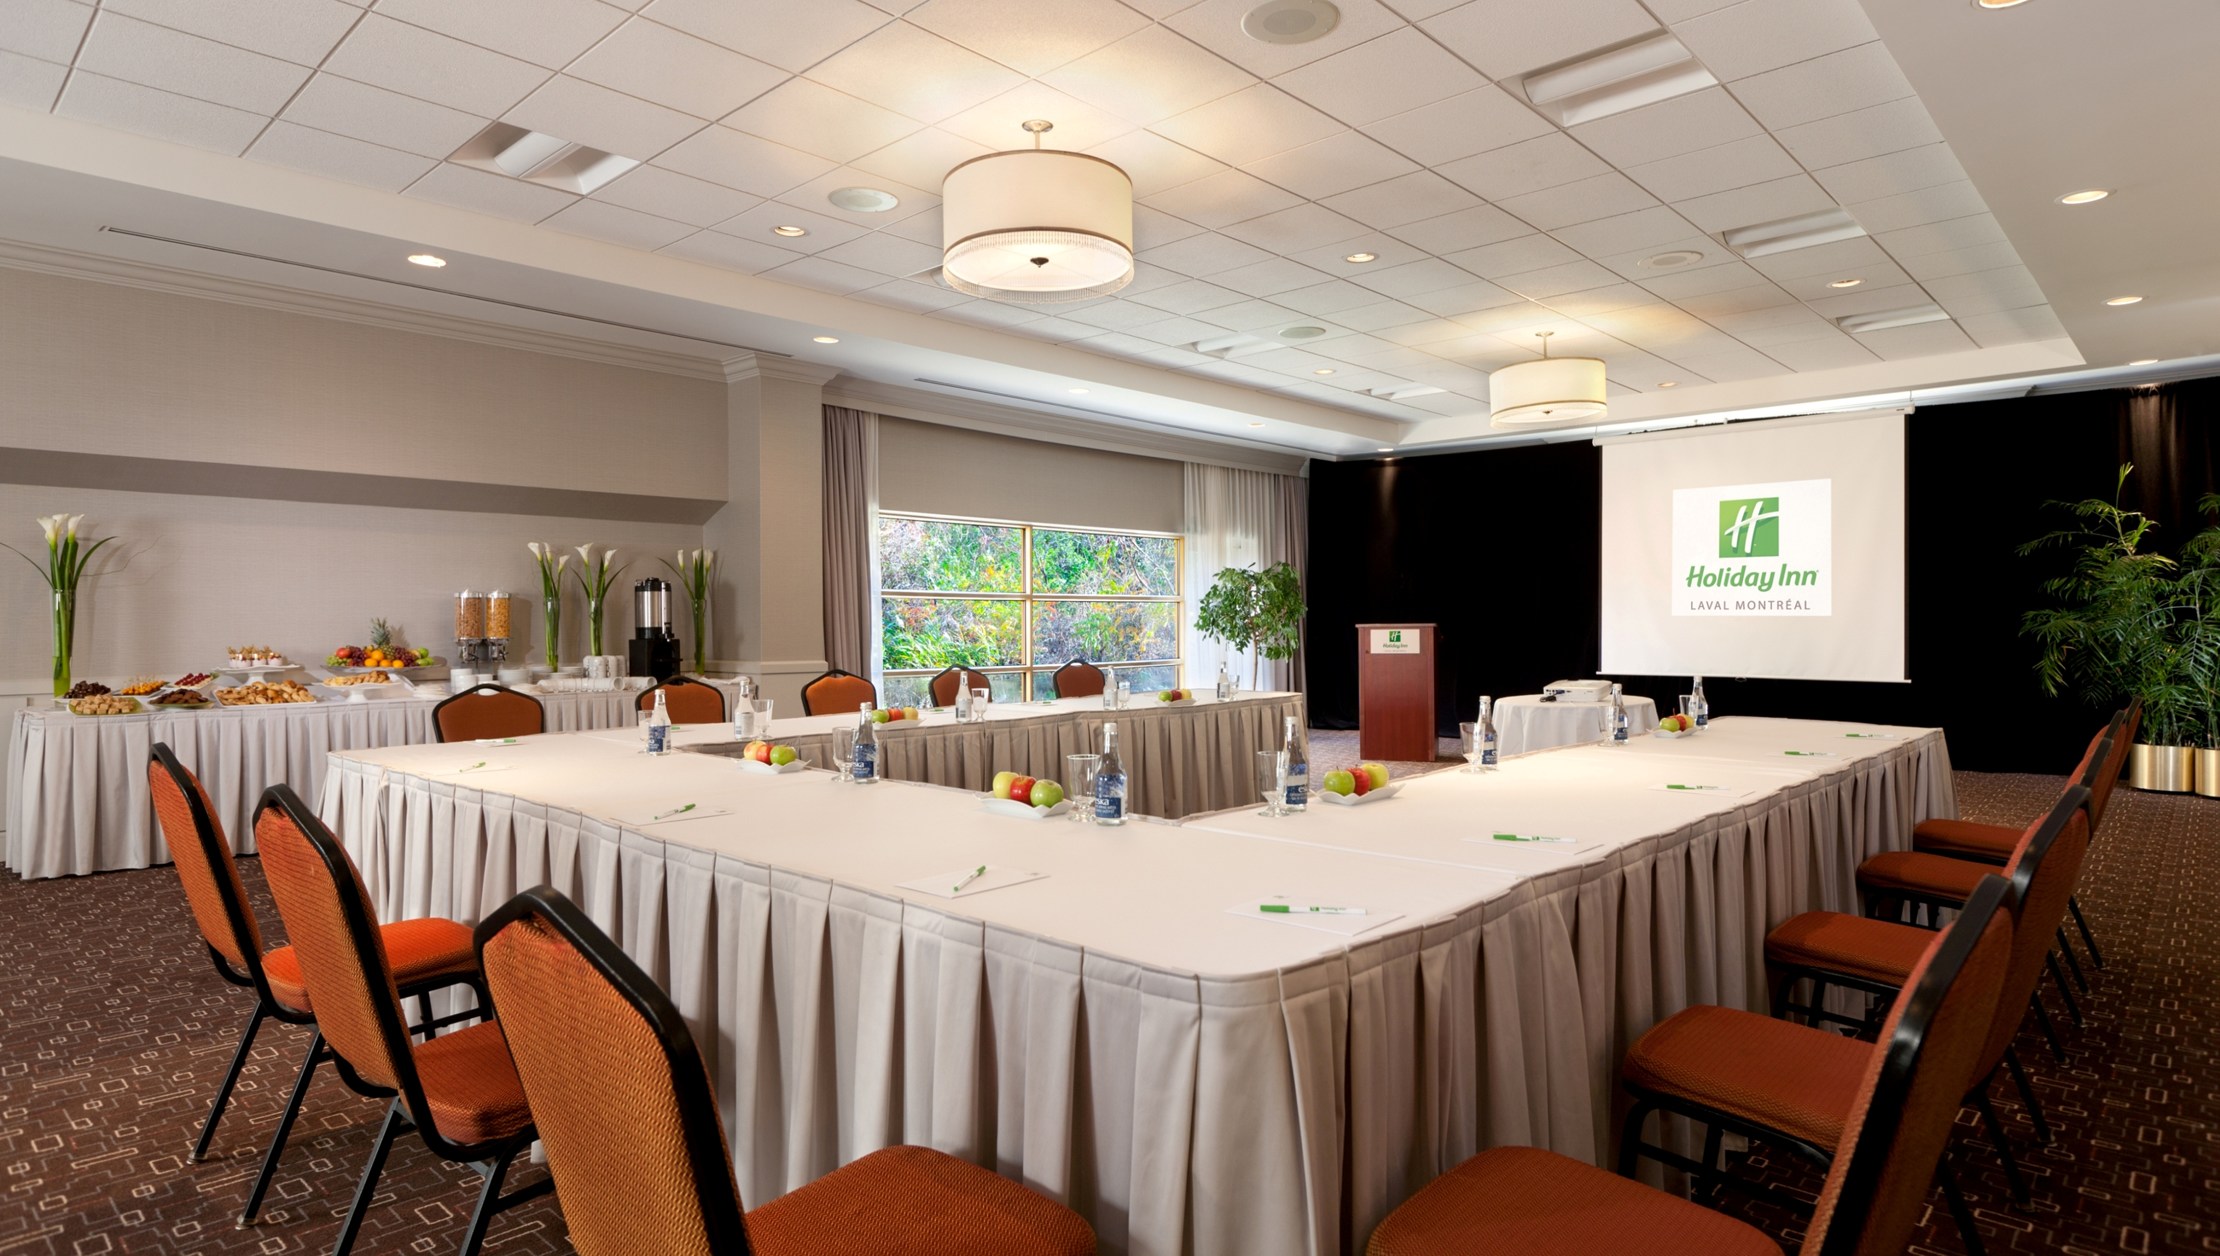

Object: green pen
[1259,904,1366,915]
[1665,783,1724,791]
[953,865,987,894]
[457,761,489,773]
[1783,750,1835,757]
[652,802,696,820]
[475,737,522,746]
[1492,833,1574,844]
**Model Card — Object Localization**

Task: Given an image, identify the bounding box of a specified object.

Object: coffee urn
[628,577,681,681]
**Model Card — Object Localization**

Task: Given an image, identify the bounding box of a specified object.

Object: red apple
[751,741,773,764]
[1350,768,1372,797]
[1008,775,1035,802]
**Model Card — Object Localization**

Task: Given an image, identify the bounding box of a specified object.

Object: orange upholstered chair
[1049,658,1107,700]
[474,885,1096,1256]
[800,667,876,715]
[640,675,726,723]
[253,786,546,1256]
[1367,873,2015,1256]
[433,683,546,743]
[927,665,992,706]
[1762,783,2093,1209]
[149,745,482,1227]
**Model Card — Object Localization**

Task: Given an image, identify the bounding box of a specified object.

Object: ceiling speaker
[1241,0,1341,45]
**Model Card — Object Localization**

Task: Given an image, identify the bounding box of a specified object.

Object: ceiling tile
[851,126,987,193]
[1151,83,1344,167]
[1672,0,1877,83]
[1922,266,2048,318]
[1014,314,1107,342]
[1542,282,1656,317]
[726,77,920,164]
[1954,305,2066,349]
[324,15,548,116]
[1241,130,1419,200]
[640,0,891,73]
[1666,346,1785,382]
[1062,300,1178,330]
[1853,320,1976,360]
[1193,298,1304,331]
[1385,203,1529,254]
[1210,257,1337,298]
[1134,231,1279,277]
[541,198,696,249]
[1420,0,1660,79]
[1164,0,1409,77]
[1764,260,1910,302]
[1380,0,1468,18]
[373,0,624,69]
[759,255,888,294]
[1494,259,1624,298]
[1131,204,1207,250]
[1811,142,1968,203]
[1355,256,1479,298]
[1320,170,1480,229]
[1728,41,1914,131]
[939,81,1134,152]
[817,231,946,277]
[506,75,704,160]
[906,0,1148,76]
[246,120,435,190]
[655,126,839,198]
[879,203,944,242]
[1287,236,1432,271]
[3,0,93,63]
[1772,96,1942,169]
[1086,129,1227,198]
[405,162,577,221]
[1041,24,1254,127]
[282,74,486,159]
[1896,240,2022,282]
[1741,233,1890,280]
[713,199,871,250]
[1271,27,1485,127]
[1142,168,1303,230]
[595,166,760,226]
[1804,281,1928,319]
[940,299,1048,329]
[1437,133,1610,201]
[1672,173,1836,233]
[1644,0,1742,19]
[1126,313,1245,346]
[1672,282,1796,320]
[1125,277,1246,314]
[1567,86,1763,168]
[76,12,309,113]
[1361,86,1555,166]
[1592,234,1736,281]
[1702,304,1838,345]
[859,279,972,311]
[658,229,805,273]
[1272,279,1393,316]
[1218,203,1369,253]
[1498,171,1656,229]
[1874,214,2006,258]
[566,18,784,120]
[1635,259,1764,298]
[1549,206,1703,258]
[1372,316,1474,346]
[55,71,265,154]
[1331,299,1435,331]
[805,22,1025,123]
[0,49,66,110]
[1625,135,1799,203]
[1761,334,1879,371]
[101,0,359,65]
[1443,233,1580,278]
[1847,180,1988,235]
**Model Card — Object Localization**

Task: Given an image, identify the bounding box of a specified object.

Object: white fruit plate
[1653,728,1693,739]
[981,797,1073,820]
[1320,782,1402,806]
[737,757,810,775]
[1149,698,1197,708]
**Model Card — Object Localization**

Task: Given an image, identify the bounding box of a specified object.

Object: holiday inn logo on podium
[1719,497,1781,557]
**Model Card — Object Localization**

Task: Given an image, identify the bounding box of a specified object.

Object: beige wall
[878,415,1184,534]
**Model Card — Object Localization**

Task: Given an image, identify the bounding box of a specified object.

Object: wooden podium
[1357,623,1437,762]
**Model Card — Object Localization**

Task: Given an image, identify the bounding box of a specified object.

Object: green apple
[769,745,798,766]
[1029,780,1064,808]
[872,708,893,723]
[991,770,1018,799]
[1362,763,1389,789]
[1322,769,1356,796]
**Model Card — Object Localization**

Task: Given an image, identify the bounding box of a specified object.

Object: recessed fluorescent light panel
[1364,384,1445,400]
[1521,33,1719,126]
[451,123,639,195]
[1722,208,1867,258]
[1836,304,1950,334]
[1195,334,1273,358]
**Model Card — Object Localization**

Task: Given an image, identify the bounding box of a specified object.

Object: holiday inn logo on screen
[1719,497,1781,558]
[1671,479,1832,618]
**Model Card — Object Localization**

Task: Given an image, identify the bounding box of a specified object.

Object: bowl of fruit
[736,740,808,774]
[1319,763,1398,805]
[1154,688,1195,707]
[983,771,1070,819]
[869,706,923,725]
[328,620,442,673]
[1654,714,1696,738]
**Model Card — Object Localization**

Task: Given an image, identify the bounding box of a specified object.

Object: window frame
[877,510,1184,702]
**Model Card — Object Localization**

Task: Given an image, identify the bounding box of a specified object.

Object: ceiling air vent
[1721,208,1867,258]
[1836,304,1951,334]
[1520,33,1718,126]
[450,123,640,196]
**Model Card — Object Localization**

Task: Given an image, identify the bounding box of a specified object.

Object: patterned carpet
[0,769,2211,1255]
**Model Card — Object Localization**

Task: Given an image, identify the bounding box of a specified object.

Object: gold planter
[2197,748,2220,798]
[2129,742,2196,792]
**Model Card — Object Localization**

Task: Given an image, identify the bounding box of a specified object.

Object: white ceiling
[0,0,2207,454]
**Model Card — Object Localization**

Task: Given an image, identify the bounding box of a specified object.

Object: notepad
[1232,896,1402,937]
[1647,783,1753,797]
[615,805,734,827]
[897,866,1047,900]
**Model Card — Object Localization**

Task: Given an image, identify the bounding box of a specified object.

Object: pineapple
[367,618,395,667]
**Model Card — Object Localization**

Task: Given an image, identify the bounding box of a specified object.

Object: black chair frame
[431,683,547,743]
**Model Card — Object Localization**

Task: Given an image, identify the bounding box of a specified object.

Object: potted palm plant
[2176,492,2220,795]
[1194,561,1306,690]
[2020,466,2199,791]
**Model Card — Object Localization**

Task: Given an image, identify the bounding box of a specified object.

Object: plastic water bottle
[1215,661,1233,702]
[646,688,672,755]
[1691,675,1710,730]
[1282,715,1309,811]
[1094,722,1127,825]
[1477,695,1499,770]
[1607,682,1630,747]
[852,702,879,783]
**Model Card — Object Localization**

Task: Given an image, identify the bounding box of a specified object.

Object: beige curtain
[1183,464,1309,693]
[821,405,879,678]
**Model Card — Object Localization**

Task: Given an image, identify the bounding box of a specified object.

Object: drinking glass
[971,687,990,719]
[1678,695,1696,727]
[733,697,772,739]
[831,726,856,783]
[1256,749,1289,817]
[1065,754,1101,823]
[1460,722,1483,773]
[637,709,653,747]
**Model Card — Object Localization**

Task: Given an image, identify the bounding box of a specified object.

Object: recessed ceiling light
[1657,380,1679,388]
[2129,358,2159,366]
[1313,368,1336,375]
[772,225,808,237]
[1639,249,1705,269]
[1975,0,2031,8]
[1828,277,1865,288]
[1241,0,1340,45]
[407,253,446,268]
[1068,387,1089,394]
[2057,189,2110,205]
[812,335,840,343]
[1248,421,1266,428]
[828,186,900,213]
[2106,295,2144,306]
[1376,447,1393,453]
[1278,325,1328,339]
[1343,251,1377,263]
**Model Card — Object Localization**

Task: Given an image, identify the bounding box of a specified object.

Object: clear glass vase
[52,588,74,698]
[690,600,709,675]
[542,594,562,672]
[586,594,606,658]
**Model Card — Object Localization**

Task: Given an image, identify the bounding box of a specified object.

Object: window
[878,513,1182,707]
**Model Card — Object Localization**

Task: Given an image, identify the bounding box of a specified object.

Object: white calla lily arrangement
[526,542,571,671]
[663,548,716,675]
[6,514,117,696]
[572,544,628,658]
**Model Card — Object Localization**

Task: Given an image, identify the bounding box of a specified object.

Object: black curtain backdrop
[1306,377,2220,771]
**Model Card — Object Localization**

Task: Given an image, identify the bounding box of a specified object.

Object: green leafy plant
[663,548,716,675]
[571,544,629,658]
[1194,561,1305,689]
[5,513,117,696]
[526,542,569,671]
[2172,492,2220,749]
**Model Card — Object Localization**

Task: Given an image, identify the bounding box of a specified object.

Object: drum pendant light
[941,120,1134,304]
[1488,331,1609,426]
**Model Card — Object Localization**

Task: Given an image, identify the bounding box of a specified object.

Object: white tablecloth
[1492,693,1660,757]
[316,716,1953,1256]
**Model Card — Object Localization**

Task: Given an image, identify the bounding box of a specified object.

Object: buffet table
[317,716,1952,1256]
[1492,693,1660,756]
